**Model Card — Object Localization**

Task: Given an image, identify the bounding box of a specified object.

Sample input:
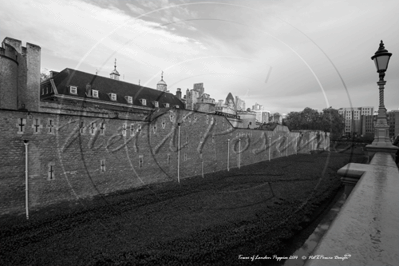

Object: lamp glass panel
[376,55,390,72]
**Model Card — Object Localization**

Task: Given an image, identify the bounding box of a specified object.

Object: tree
[284,107,344,137]
[319,108,345,138]
[284,107,321,130]
[272,112,281,124]
[40,68,50,82]
[284,111,302,129]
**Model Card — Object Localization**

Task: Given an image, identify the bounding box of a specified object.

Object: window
[70,86,77,95]
[122,123,127,136]
[92,90,99,98]
[109,93,117,101]
[153,101,159,108]
[175,105,180,109]
[140,99,147,106]
[99,122,105,135]
[125,96,133,104]
[79,121,85,134]
[89,122,96,135]
[48,162,55,180]
[17,118,27,134]
[164,103,170,108]
[32,118,42,134]
[100,159,106,172]
[130,124,135,136]
[139,155,144,168]
[47,119,55,134]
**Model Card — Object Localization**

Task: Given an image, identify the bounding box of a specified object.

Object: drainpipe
[227,139,230,171]
[177,123,181,183]
[23,140,29,220]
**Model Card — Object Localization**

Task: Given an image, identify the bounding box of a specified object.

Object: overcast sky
[1,0,398,114]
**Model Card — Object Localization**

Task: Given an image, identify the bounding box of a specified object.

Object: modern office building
[338,107,374,136]
[388,110,399,139]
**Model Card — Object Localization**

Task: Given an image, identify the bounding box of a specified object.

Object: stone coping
[305,152,399,266]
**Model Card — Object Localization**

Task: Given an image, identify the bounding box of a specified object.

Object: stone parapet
[305,152,399,266]
[366,143,398,161]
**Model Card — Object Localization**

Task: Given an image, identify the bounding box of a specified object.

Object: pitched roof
[47,68,184,109]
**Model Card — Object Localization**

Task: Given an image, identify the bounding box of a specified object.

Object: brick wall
[0,109,328,215]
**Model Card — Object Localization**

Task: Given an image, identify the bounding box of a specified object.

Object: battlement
[3,37,22,53]
[0,42,18,63]
[2,37,40,54]
[0,36,41,111]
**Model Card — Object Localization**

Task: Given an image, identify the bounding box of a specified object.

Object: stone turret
[110,59,120,80]
[176,88,182,99]
[0,37,41,111]
[157,71,167,92]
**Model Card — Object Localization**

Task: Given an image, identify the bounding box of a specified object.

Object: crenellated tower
[0,37,41,111]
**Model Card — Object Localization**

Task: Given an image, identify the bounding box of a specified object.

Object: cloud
[0,0,206,78]
[130,0,199,31]
[125,3,145,15]
[1,0,399,113]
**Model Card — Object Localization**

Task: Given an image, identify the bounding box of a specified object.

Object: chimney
[85,83,92,97]
[176,88,182,99]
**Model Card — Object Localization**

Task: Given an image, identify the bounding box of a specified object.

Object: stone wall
[0,108,328,215]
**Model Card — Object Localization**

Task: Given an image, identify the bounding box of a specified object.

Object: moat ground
[0,146,366,266]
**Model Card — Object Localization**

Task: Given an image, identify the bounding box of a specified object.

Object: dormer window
[164,103,170,108]
[153,101,159,108]
[108,93,117,101]
[70,86,77,95]
[125,96,133,104]
[92,90,99,98]
[140,99,147,106]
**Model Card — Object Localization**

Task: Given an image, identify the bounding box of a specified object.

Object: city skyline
[1,0,399,114]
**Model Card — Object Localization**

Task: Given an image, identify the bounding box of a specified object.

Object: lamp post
[366,41,399,155]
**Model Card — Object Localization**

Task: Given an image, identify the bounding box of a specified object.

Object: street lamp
[371,41,392,119]
[371,41,392,80]
[366,40,398,154]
